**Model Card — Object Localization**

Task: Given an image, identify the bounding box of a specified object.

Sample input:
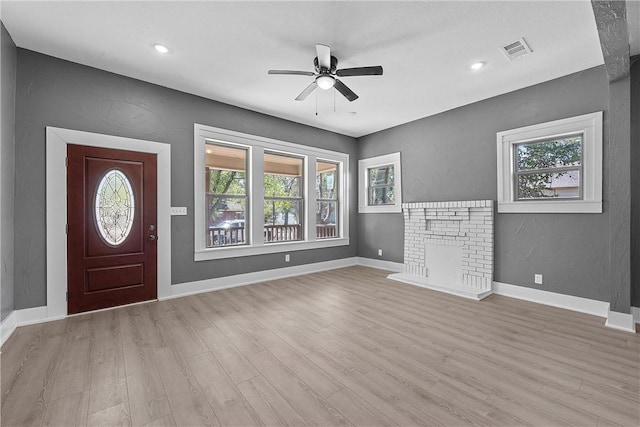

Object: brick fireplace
[388,200,494,300]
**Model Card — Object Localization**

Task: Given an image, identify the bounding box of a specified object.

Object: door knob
[149,234,157,241]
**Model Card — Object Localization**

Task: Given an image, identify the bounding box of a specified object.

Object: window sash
[205,194,248,247]
[512,138,584,202]
[513,133,583,172]
[368,185,395,205]
[514,167,583,201]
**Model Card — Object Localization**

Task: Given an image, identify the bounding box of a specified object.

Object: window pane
[95,169,135,246]
[264,153,303,197]
[206,196,247,247]
[206,143,247,195]
[264,200,303,242]
[317,161,338,200]
[516,136,582,171]
[369,186,395,205]
[368,165,394,186]
[316,201,338,239]
[517,170,581,200]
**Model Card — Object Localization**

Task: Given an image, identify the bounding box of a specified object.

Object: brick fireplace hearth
[388,200,494,300]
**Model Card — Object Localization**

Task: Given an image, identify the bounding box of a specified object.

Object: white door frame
[46,127,172,319]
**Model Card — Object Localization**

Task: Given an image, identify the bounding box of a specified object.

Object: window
[264,152,304,243]
[514,135,582,200]
[358,152,402,213]
[368,165,395,206]
[205,143,248,247]
[497,112,602,213]
[194,124,349,260]
[316,161,339,239]
[95,169,135,246]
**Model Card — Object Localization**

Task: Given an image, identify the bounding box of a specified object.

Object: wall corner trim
[605,309,637,333]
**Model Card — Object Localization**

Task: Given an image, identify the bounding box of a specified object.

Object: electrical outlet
[285,254,290,262]
[378,249,383,256]
[534,274,543,285]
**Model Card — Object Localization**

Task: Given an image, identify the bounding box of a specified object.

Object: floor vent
[501,38,533,60]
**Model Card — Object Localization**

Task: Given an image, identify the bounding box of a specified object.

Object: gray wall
[1,22,16,321]
[631,58,640,307]
[14,49,358,310]
[357,66,611,303]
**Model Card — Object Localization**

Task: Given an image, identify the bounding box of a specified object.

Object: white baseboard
[356,257,403,272]
[1,311,17,346]
[164,257,360,300]
[492,281,610,318]
[4,260,639,346]
[1,306,54,347]
[493,281,639,333]
[605,309,637,333]
[632,306,640,325]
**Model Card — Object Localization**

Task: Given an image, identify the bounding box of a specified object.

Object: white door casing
[46,127,171,318]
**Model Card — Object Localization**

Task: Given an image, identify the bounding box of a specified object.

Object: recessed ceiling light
[470,61,486,71]
[153,44,170,54]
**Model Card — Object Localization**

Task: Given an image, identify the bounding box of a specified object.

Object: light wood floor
[2,266,639,427]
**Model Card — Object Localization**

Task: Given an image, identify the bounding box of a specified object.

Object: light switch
[171,207,187,216]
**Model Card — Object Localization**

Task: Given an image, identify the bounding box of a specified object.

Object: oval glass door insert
[95,169,135,246]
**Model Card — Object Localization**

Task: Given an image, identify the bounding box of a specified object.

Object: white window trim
[194,124,349,261]
[358,152,402,213]
[496,112,603,214]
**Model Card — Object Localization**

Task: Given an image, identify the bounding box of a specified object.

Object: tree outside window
[515,135,582,200]
[316,161,338,239]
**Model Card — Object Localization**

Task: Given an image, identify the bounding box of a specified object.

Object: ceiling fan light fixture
[316,75,335,90]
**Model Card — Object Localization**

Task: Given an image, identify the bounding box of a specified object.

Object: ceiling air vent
[501,38,533,60]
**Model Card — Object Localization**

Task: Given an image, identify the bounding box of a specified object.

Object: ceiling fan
[268,44,383,102]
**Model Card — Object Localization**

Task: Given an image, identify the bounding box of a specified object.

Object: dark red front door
[67,144,157,314]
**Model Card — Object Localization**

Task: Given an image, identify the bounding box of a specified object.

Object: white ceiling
[2,1,606,138]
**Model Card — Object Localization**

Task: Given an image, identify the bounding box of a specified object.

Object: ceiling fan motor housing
[314,56,338,74]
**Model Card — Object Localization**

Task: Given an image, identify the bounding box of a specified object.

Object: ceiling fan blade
[268,70,315,76]
[334,79,359,102]
[336,66,383,77]
[295,81,318,101]
[316,44,331,69]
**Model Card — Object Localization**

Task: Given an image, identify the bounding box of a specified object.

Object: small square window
[497,112,602,213]
[359,152,402,213]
